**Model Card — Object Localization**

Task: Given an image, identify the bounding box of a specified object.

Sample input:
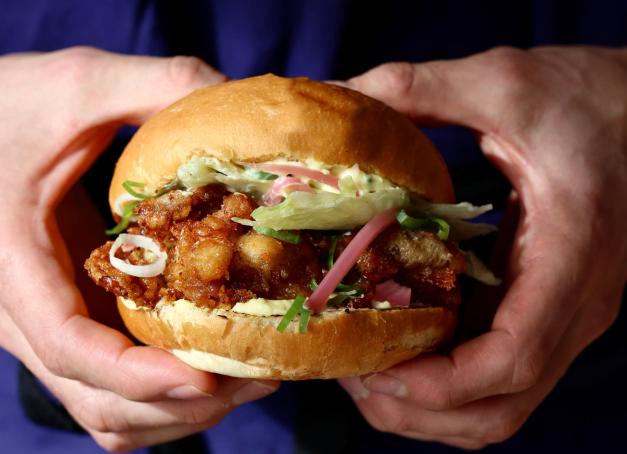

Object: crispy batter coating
[86,186,463,309]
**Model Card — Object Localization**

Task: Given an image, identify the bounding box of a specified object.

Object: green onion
[122,180,150,199]
[277,295,306,332]
[247,168,278,180]
[336,283,362,294]
[155,179,182,197]
[106,200,140,235]
[431,217,451,240]
[253,226,301,244]
[327,293,352,306]
[310,278,318,290]
[299,308,311,333]
[396,209,450,241]
[327,236,338,269]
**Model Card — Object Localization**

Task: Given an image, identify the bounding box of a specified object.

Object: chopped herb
[108,179,180,236]
[253,226,301,244]
[431,217,451,240]
[245,167,278,180]
[396,209,450,241]
[106,200,140,235]
[299,308,311,333]
[327,293,352,306]
[155,179,182,197]
[327,236,338,269]
[309,279,363,297]
[277,295,306,332]
[122,180,150,199]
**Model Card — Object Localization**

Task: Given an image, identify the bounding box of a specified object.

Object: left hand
[337,46,627,449]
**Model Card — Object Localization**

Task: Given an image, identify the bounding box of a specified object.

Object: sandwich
[84,74,498,379]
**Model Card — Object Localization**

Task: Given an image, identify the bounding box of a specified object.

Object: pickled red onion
[374,280,411,307]
[305,208,398,313]
[109,234,167,278]
[251,163,339,189]
[262,176,312,206]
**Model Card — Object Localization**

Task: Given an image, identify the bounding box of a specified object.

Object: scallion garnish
[396,209,450,241]
[106,200,140,235]
[327,236,338,269]
[122,180,150,199]
[253,226,301,244]
[309,279,363,304]
[299,308,311,333]
[277,295,307,332]
[246,168,278,180]
[431,217,451,240]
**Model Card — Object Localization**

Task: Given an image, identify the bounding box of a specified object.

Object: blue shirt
[1,1,626,453]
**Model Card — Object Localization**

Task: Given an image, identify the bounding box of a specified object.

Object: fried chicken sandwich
[85,74,498,379]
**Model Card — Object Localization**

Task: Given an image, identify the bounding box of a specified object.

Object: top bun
[109,74,454,208]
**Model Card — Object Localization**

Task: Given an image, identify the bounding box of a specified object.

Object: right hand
[0,47,279,452]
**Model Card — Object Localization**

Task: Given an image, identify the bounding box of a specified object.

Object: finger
[399,431,487,450]
[64,378,277,433]
[358,254,581,411]
[342,295,619,444]
[461,190,520,339]
[43,47,228,126]
[345,59,491,128]
[90,421,221,453]
[3,287,215,404]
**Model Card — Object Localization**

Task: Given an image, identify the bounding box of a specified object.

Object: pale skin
[338,47,627,449]
[0,45,625,452]
[0,48,279,452]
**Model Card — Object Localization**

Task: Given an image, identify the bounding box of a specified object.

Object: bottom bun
[117,297,457,380]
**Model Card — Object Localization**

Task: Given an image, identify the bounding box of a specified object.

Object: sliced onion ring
[109,234,167,278]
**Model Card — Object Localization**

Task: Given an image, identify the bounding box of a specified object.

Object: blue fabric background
[1,1,626,452]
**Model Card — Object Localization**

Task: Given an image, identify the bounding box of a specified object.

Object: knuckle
[368,409,412,435]
[93,433,135,453]
[46,46,103,84]
[481,412,526,444]
[423,385,454,411]
[38,337,68,378]
[166,55,221,89]
[372,62,417,96]
[181,405,215,426]
[482,46,533,95]
[510,352,544,392]
[71,397,118,433]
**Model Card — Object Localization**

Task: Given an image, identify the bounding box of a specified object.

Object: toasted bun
[117,298,456,380]
[110,75,458,379]
[109,74,454,208]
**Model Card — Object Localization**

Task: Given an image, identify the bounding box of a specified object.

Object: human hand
[338,46,627,448]
[0,47,278,452]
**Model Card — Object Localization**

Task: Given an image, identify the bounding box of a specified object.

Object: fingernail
[363,373,408,398]
[167,385,212,400]
[231,381,277,406]
[341,377,370,401]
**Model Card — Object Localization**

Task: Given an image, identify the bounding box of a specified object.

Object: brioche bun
[111,74,458,379]
[117,297,456,380]
[110,74,454,208]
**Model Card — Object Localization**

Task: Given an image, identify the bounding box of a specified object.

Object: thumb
[51,47,228,126]
[345,52,511,130]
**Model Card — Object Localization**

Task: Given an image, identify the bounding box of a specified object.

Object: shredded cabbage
[247,188,409,230]
[463,250,502,285]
